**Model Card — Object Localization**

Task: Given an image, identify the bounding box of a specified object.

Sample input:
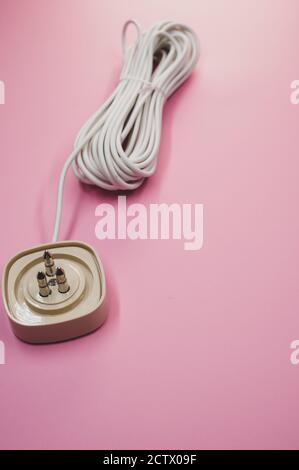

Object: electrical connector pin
[37,271,51,297]
[56,267,70,293]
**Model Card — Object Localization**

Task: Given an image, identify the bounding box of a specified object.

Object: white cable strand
[52,20,199,242]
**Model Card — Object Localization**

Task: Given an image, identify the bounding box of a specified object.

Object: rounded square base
[2,241,107,343]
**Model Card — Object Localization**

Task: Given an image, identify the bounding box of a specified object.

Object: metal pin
[37,271,51,297]
[56,267,70,294]
[43,250,55,276]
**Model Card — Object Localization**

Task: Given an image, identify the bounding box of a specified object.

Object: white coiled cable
[52,20,199,242]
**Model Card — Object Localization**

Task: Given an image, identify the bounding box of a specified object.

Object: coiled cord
[52,20,199,242]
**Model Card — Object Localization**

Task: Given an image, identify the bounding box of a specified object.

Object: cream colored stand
[2,241,107,343]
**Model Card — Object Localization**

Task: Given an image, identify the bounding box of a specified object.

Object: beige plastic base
[2,241,107,344]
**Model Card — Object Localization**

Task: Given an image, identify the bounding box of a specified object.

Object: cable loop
[121,19,141,56]
[52,20,199,242]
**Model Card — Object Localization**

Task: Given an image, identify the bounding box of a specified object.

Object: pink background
[0,0,299,450]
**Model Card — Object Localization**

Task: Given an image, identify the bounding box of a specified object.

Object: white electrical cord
[52,20,199,242]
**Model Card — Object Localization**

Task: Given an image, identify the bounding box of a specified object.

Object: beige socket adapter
[2,241,107,343]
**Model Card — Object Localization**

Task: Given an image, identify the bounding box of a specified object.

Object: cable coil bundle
[52,20,199,241]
